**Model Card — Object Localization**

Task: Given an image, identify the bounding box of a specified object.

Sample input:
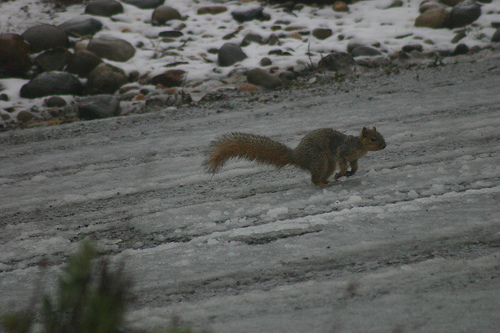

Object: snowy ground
[1,56,500,332]
[1,0,500,123]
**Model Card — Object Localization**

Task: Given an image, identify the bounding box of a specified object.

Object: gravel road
[1,55,499,332]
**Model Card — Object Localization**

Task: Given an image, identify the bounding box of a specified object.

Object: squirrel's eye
[370,138,376,142]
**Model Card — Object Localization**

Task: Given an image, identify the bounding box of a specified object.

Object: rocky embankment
[0,0,499,129]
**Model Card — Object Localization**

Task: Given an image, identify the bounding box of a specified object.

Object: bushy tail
[203,132,295,173]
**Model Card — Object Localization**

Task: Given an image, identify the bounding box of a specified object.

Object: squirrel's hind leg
[310,153,334,186]
[335,158,349,180]
[345,159,359,177]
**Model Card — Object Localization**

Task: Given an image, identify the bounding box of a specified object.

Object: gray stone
[492,28,500,43]
[231,6,264,23]
[447,0,481,28]
[20,71,83,98]
[247,68,282,89]
[87,36,136,62]
[218,43,247,67]
[0,33,31,77]
[22,25,69,53]
[415,7,449,28]
[152,6,182,25]
[86,63,128,94]
[351,45,382,57]
[85,0,124,17]
[78,94,121,120]
[123,0,164,9]
[318,51,356,74]
[59,16,103,37]
[45,96,67,107]
[35,48,72,72]
[66,50,103,78]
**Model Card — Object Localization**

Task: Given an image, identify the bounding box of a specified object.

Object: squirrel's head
[360,127,386,151]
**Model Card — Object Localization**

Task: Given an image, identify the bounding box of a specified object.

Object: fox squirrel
[203,127,386,186]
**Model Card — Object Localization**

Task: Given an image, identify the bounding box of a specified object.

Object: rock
[17,110,34,123]
[197,6,227,15]
[87,36,136,62]
[333,1,349,12]
[231,6,264,23]
[66,50,103,78]
[45,96,67,107]
[158,31,184,38]
[22,25,70,53]
[0,33,31,77]
[86,63,128,94]
[20,71,83,98]
[238,83,260,92]
[218,43,247,67]
[351,45,382,57]
[419,2,445,14]
[152,6,182,25]
[59,16,103,37]
[260,57,272,66]
[241,33,263,47]
[85,0,124,17]
[402,44,423,53]
[279,70,296,82]
[122,0,164,9]
[451,30,467,43]
[312,28,333,40]
[453,43,469,55]
[35,48,72,72]
[415,7,449,28]
[387,0,404,8]
[265,34,280,46]
[439,0,463,5]
[78,94,121,120]
[247,68,282,89]
[150,70,186,87]
[447,0,481,28]
[318,51,356,74]
[347,40,381,54]
[492,28,500,42]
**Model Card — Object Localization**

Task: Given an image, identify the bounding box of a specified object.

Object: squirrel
[203,127,386,186]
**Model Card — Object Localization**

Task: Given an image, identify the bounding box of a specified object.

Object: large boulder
[150,70,186,87]
[86,63,128,94]
[247,68,282,89]
[59,16,103,37]
[87,36,136,62]
[78,94,121,120]
[218,43,247,67]
[447,0,481,28]
[123,0,164,9]
[0,33,32,77]
[318,51,356,74]
[415,7,449,28]
[35,48,72,72]
[85,0,124,17]
[152,5,182,25]
[20,71,83,98]
[66,50,103,78]
[22,25,70,53]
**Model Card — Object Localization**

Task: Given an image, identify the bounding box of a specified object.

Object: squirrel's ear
[372,126,377,131]
[362,127,368,136]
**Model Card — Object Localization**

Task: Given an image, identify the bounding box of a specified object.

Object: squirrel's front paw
[345,170,356,177]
